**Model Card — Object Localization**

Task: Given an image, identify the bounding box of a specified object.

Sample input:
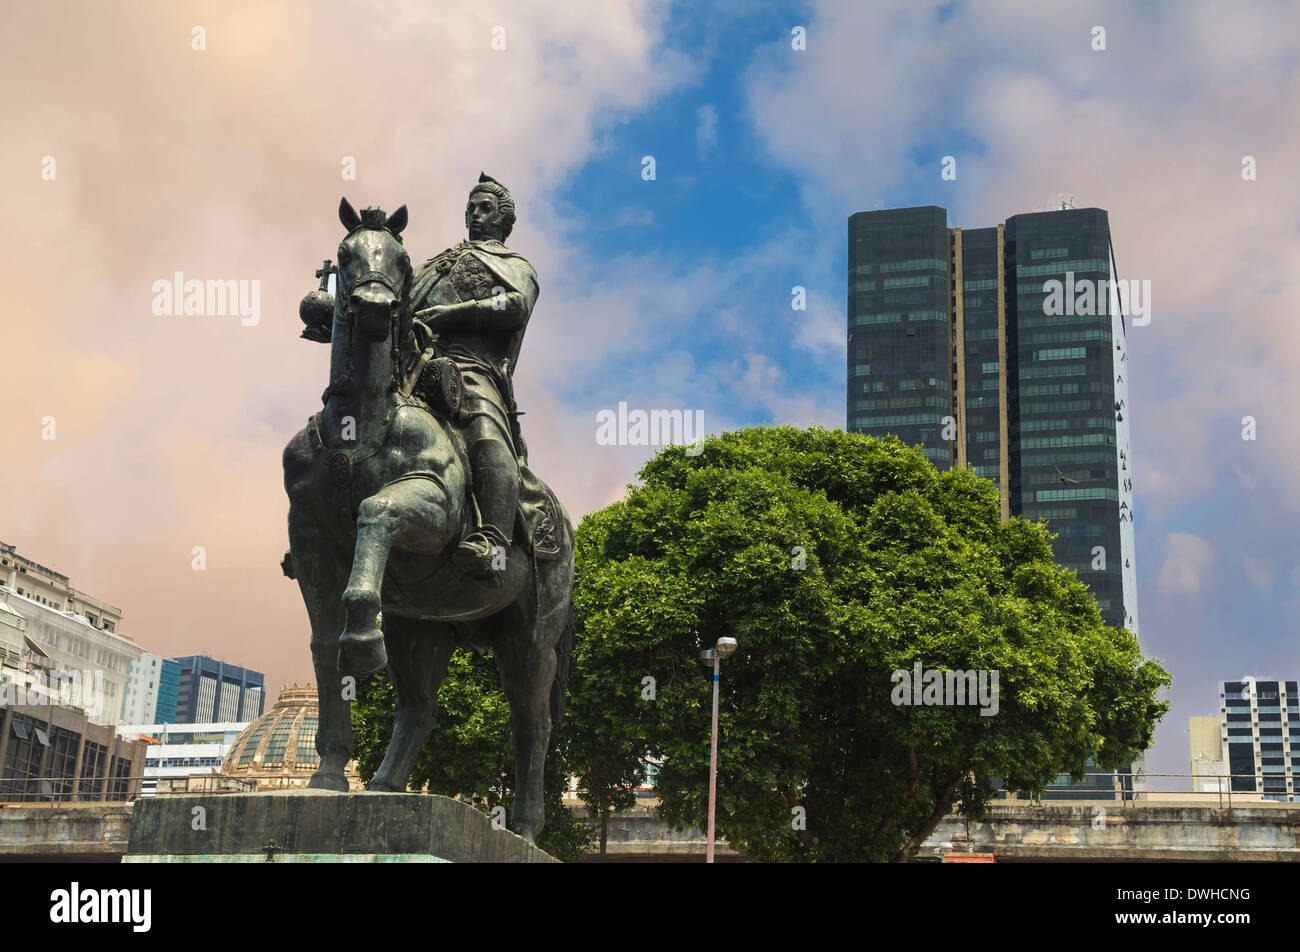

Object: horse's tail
[550,599,574,722]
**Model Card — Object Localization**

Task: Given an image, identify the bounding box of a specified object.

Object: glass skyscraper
[848,205,1141,799]
[155,658,181,724]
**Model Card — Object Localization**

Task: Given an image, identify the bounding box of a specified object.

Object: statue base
[123,791,559,863]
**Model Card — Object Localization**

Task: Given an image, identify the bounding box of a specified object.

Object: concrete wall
[0,803,133,858]
[7,798,1299,862]
[922,801,1300,861]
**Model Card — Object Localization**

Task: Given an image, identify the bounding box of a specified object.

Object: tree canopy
[573,425,1169,861]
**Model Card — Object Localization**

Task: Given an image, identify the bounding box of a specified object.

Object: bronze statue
[283,178,574,842]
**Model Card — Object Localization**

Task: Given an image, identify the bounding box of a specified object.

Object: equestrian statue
[281,174,574,841]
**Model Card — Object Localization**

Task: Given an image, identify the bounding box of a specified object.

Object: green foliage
[573,426,1170,862]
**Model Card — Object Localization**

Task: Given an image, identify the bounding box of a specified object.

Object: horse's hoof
[368,778,404,793]
[508,821,538,843]
[338,630,387,679]
[307,770,349,792]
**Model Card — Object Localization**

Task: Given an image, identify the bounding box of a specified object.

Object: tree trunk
[599,802,609,856]
[891,765,962,863]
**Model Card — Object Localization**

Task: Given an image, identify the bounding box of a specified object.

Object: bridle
[348,268,405,299]
[322,227,414,406]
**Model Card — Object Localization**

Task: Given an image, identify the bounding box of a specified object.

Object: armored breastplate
[417,249,499,309]
[447,253,497,302]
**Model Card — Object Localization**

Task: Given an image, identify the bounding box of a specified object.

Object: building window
[262,722,293,767]
[237,720,273,767]
[296,718,319,766]
[3,715,49,800]
[79,742,107,800]
[109,756,133,801]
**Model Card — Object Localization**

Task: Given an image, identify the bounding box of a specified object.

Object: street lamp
[698,636,737,864]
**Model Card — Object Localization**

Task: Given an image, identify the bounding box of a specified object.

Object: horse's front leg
[338,478,450,677]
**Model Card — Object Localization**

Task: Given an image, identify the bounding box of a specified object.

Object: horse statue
[282,197,574,842]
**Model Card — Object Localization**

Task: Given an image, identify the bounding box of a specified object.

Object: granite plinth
[124,791,558,863]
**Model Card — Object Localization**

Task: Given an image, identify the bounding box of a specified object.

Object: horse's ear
[339,197,361,231]
[386,205,408,236]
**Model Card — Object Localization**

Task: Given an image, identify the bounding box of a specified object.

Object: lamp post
[698,636,737,864]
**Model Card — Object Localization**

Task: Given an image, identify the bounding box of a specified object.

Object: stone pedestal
[123,791,558,863]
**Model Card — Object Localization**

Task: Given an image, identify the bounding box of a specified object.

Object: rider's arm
[418,292,528,333]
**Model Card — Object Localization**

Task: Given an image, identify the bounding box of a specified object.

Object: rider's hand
[417,303,454,322]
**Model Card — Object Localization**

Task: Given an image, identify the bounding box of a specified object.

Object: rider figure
[409,173,538,580]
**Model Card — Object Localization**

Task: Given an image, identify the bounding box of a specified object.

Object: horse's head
[336,197,411,342]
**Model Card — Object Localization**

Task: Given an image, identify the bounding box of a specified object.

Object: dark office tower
[172,655,266,724]
[847,205,1137,636]
[1004,209,1134,633]
[847,207,954,471]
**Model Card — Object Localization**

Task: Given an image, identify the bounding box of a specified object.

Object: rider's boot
[454,445,520,585]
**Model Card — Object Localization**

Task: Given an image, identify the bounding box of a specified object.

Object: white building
[0,542,139,726]
[116,721,249,797]
[0,541,123,633]
[120,653,167,725]
[0,591,141,726]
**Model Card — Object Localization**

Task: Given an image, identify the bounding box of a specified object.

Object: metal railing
[995,773,1295,810]
[0,775,146,804]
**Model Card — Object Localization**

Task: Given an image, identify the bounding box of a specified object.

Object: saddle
[512,463,564,560]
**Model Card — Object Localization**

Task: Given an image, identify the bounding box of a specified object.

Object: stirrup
[453,524,511,580]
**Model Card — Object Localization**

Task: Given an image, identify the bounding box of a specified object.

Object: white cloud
[696,103,719,157]
[1157,533,1215,596]
[1243,556,1275,590]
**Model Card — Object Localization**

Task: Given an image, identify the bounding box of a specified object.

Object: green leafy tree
[566,557,663,855]
[574,425,1169,862]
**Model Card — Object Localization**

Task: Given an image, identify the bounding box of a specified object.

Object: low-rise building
[0,540,122,633]
[0,644,145,802]
[116,721,249,797]
[1,591,141,726]
[1190,714,1228,793]
[218,684,361,791]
